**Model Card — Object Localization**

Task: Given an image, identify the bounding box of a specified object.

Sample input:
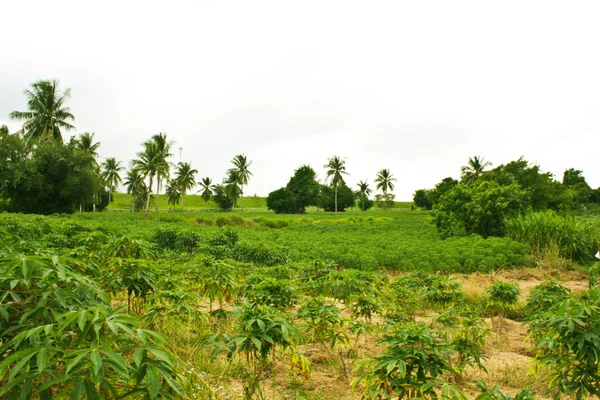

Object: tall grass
[505,210,600,263]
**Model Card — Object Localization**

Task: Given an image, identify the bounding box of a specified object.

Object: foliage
[474,382,536,400]
[0,135,102,214]
[151,227,201,252]
[0,252,186,399]
[267,165,321,214]
[413,188,433,210]
[483,281,521,317]
[432,180,530,238]
[324,155,349,213]
[505,210,600,262]
[428,177,458,206]
[424,276,465,307]
[524,280,571,317]
[212,184,233,210]
[9,79,75,142]
[355,180,373,211]
[460,155,491,184]
[245,277,298,310]
[354,323,465,399]
[318,183,355,212]
[374,169,396,209]
[530,287,600,399]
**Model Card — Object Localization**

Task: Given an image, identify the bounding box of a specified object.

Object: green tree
[100,157,123,205]
[432,180,530,237]
[317,183,355,212]
[74,132,100,159]
[132,140,161,218]
[173,161,198,211]
[224,169,243,209]
[355,180,373,211]
[10,79,75,143]
[165,180,181,207]
[230,154,253,207]
[0,138,101,214]
[375,168,396,209]
[198,176,215,205]
[267,165,320,214]
[124,169,147,212]
[150,133,173,212]
[460,155,491,184]
[429,177,459,205]
[324,156,349,214]
[413,189,433,210]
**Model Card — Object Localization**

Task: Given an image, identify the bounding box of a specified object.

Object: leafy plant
[0,252,186,398]
[483,281,521,317]
[424,276,465,307]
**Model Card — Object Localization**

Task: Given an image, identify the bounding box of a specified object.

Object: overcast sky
[1,1,599,200]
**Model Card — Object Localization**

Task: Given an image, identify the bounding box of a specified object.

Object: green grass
[109,192,267,211]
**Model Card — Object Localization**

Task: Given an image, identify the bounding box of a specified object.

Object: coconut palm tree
[132,140,162,218]
[375,169,396,209]
[324,156,349,214]
[173,162,198,211]
[165,180,181,207]
[75,132,100,158]
[150,133,173,212]
[198,177,215,206]
[101,157,123,205]
[124,169,147,212]
[10,79,75,143]
[460,156,492,184]
[224,169,242,209]
[229,154,253,208]
[355,180,372,211]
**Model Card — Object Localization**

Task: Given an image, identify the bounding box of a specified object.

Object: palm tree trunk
[155,175,160,212]
[108,189,112,207]
[181,190,185,212]
[145,175,154,218]
[335,185,338,214]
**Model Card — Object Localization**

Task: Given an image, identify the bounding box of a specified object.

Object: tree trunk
[181,189,185,212]
[334,185,338,214]
[155,175,160,212]
[145,175,153,219]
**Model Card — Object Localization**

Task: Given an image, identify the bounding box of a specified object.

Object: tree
[150,133,173,212]
[460,156,491,184]
[101,157,123,205]
[173,161,197,211]
[432,180,530,238]
[324,156,349,214]
[132,140,161,218]
[165,180,181,207]
[230,154,253,207]
[267,165,320,214]
[428,177,459,205]
[0,136,102,214]
[355,180,372,211]
[563,168,592,205]
[74,132,100,158]
[124,169,147,212]
[224,169,243,209]
[10,79,75,143]
[375,169,396,209]
[198,177,215,205]
[317,183,355,212]
[413,189,433,210]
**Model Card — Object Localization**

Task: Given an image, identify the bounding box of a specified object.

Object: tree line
[413,155,600,237]
[1,79,402,215]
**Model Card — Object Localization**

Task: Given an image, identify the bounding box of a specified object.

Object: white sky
[1,1,599,200]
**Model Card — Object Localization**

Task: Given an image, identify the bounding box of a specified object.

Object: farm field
[1,208,598,399]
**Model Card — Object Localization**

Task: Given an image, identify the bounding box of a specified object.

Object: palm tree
[375,169,396,209]
[355,180,372,211]
[165,180,181,207]
[324,155,349,214]
[460,156,492,184]
[198,177,215,206]
[101,157,123,205]
[132,140,162,218]
[150,133,173,212]
[224,169,242,209]
[124,169,147,212]
[229,154,253,208]
[76,132,101,158]
[10,79,75,143]
[173,162,198,211]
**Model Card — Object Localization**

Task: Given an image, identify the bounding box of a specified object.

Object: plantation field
[1,209,599,399]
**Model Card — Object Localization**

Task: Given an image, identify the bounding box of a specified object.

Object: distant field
[109,192,413,211]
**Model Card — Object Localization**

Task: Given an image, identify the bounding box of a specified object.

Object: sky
[1,1,599,200]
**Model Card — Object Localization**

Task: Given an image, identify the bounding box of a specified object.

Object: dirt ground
[211,269,591,399]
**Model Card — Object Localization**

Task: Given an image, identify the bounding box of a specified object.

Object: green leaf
[90,350,102,376]
[36,348,48,376]
[148,348,173,365]
[134,348,145,367]
[8,350,38,381]
[71,380,85,400]
[146,366,160,399]
[65,350,90,374]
